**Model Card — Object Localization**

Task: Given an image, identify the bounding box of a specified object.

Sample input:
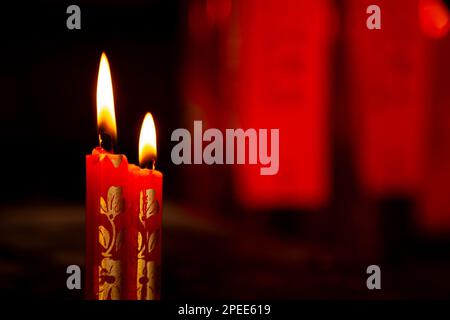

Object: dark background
[1,0,450,300]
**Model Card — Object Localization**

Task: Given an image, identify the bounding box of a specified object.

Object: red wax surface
[86,147,128,300]
[124,164,163,300]
[86,147,163,300]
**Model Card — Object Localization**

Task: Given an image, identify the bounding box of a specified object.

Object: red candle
[124,113,163,300]
[86,53,127,300]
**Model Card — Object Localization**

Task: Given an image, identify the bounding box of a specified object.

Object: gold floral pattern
[99,257,121,300]
[137,260,156,300]
[139,189,159,223]
[98,186,123,300]
[137,188,160,300]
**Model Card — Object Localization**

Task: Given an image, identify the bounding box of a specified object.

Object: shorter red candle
[124,113,163,300]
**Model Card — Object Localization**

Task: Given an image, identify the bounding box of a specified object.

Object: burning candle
[86,52,163,300]
[124,113,163,300]
[86,53,128,300]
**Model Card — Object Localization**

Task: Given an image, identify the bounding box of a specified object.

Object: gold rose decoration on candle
[99,186,123,300]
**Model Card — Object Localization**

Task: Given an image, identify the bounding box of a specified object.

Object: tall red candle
[86,149,128,300]
[124,113,163,300]
[86,53,127,300]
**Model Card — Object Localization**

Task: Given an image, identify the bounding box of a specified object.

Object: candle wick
[147,159,156,170]
[99,131,114,153]
[141,159,155,170]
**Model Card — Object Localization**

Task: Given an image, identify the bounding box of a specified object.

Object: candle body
[86,147,128,300]
[124,164,163,300]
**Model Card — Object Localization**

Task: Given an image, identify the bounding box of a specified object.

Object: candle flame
[139,112,157,168]
[96,52,117,144]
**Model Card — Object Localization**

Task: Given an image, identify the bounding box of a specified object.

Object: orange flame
[96,52,117,143]
[139,112,157,168]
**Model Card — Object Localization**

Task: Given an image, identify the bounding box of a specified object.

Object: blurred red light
[206,0,232,26]
[419,0,450,38]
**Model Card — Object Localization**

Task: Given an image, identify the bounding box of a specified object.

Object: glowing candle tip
[96,52,117,152]
[139,112,157,169]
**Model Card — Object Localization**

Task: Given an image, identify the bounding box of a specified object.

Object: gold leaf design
[99,186,123,257]
[148,231,158,253]
[137,232,145,259]
[144,189,159,219]
[139,189,159,224]
[99,225,110,250]
[136,260,157,300]
[100,197,108,215]
[147,200,159,219]
[146,261,156,300]
[138,232,143,251]
[137,258,146,300]
[97,186,124,298]
[139,190,145,224]
[100,186,123,221]
[107,186,123,220]
[99,257,121,300]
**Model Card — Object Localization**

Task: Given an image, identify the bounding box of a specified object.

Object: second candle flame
[139,112,157,168]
